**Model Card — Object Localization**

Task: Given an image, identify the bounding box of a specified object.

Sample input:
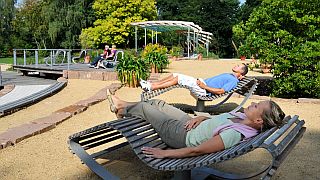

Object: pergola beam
[131,21,213,57]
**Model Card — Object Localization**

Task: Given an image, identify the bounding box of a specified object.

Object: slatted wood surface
[69,116,279,171]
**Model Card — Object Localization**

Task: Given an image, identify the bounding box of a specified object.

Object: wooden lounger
[68,115,305,180]
[141,77,258,112]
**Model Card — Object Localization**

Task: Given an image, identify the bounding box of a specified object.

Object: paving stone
[0,140,14,149]
[0,123,55,144]
[67,71,80,79]
[62,70,68,78]
[103,72,118,81]
[89,71,104,81]
[32,112,72,125]
[54,104,87,116]
[78,71,91,79]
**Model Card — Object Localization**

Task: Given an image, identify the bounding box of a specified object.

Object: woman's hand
[184,116,207,131]
[142,147,166,158]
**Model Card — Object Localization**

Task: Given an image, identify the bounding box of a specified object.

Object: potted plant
[195,46,207,61]
[169,45,182,61]
[116,54,149,87]
[238,45,250,61]
[142,44,169,73]
[144,51,169,73]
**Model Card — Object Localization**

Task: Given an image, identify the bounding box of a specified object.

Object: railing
[13,49,97,70]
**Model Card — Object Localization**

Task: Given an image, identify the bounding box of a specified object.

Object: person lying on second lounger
[140,64,248,96]
[106,90,285,159]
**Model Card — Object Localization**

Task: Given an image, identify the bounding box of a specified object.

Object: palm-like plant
[116,54,149,87]
[142,44,169,73]
[144,51,169,73]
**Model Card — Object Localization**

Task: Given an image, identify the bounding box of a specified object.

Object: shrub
[234,0,320,98]
[142,44,169,73]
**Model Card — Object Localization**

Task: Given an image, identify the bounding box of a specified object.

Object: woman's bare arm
[142,135,225,159]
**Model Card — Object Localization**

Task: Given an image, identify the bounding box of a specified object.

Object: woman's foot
[106,89,117,113]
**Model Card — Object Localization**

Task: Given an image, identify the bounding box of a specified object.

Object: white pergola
[130,21,213,58]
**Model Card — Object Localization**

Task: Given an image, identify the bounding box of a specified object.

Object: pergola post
[144,28,147,47]
[193,31,196,54]
[152,30,154,44]
[207,34,209,56]
[135,26,138,53]
[188,27,190,59]
[155,32,158,44]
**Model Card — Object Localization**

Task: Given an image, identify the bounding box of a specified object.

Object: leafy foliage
[80,0,157,48]
[234,0,320,98]
[116,54,149,87]
[169,45,183,57]
[142,43,169,72]
[237,0,262,22]
[157,0,240,58]
[0,0,16,57]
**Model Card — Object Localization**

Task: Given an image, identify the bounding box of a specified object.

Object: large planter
[198,53,203,61]
[151,65,159,73]
[240,56,246,61]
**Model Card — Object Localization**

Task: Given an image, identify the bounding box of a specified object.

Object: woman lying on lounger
[140,64,248,96]
[107,90,285,159]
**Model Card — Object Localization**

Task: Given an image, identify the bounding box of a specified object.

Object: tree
[41,0,95,48]
[156,0,240,57]
[80,0,157,48]
[237,0,262,22]
[12,0,47,49]
[0,0,16,56]
[234,0,320,98]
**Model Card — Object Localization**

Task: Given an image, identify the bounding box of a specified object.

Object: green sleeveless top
[185,113,242,149]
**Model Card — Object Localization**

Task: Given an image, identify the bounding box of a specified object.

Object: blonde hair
[112,45,116,48]
[261,101,286,131]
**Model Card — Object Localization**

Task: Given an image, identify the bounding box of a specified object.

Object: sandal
[106,89,117,113]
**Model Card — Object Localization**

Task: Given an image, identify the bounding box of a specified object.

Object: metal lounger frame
[68,115,305,180]
[141,77,258,112]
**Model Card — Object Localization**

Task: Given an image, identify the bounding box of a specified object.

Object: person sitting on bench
[107,92,286,159]
[96,45,118,69]
[89,45,111,68]
[140,64,248,96]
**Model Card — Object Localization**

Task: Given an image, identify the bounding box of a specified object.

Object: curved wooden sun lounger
[0,81,67,117]
[68,115,305,180]
[141,77,258,112]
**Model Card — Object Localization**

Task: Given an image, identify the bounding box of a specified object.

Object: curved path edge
[0,82,122,150]
[0,78,68,117]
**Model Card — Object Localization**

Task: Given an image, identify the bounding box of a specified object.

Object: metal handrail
[12,49,99,70]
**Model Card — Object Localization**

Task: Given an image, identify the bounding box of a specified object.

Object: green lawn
[0,57,14,64]
[0,57,47,65]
